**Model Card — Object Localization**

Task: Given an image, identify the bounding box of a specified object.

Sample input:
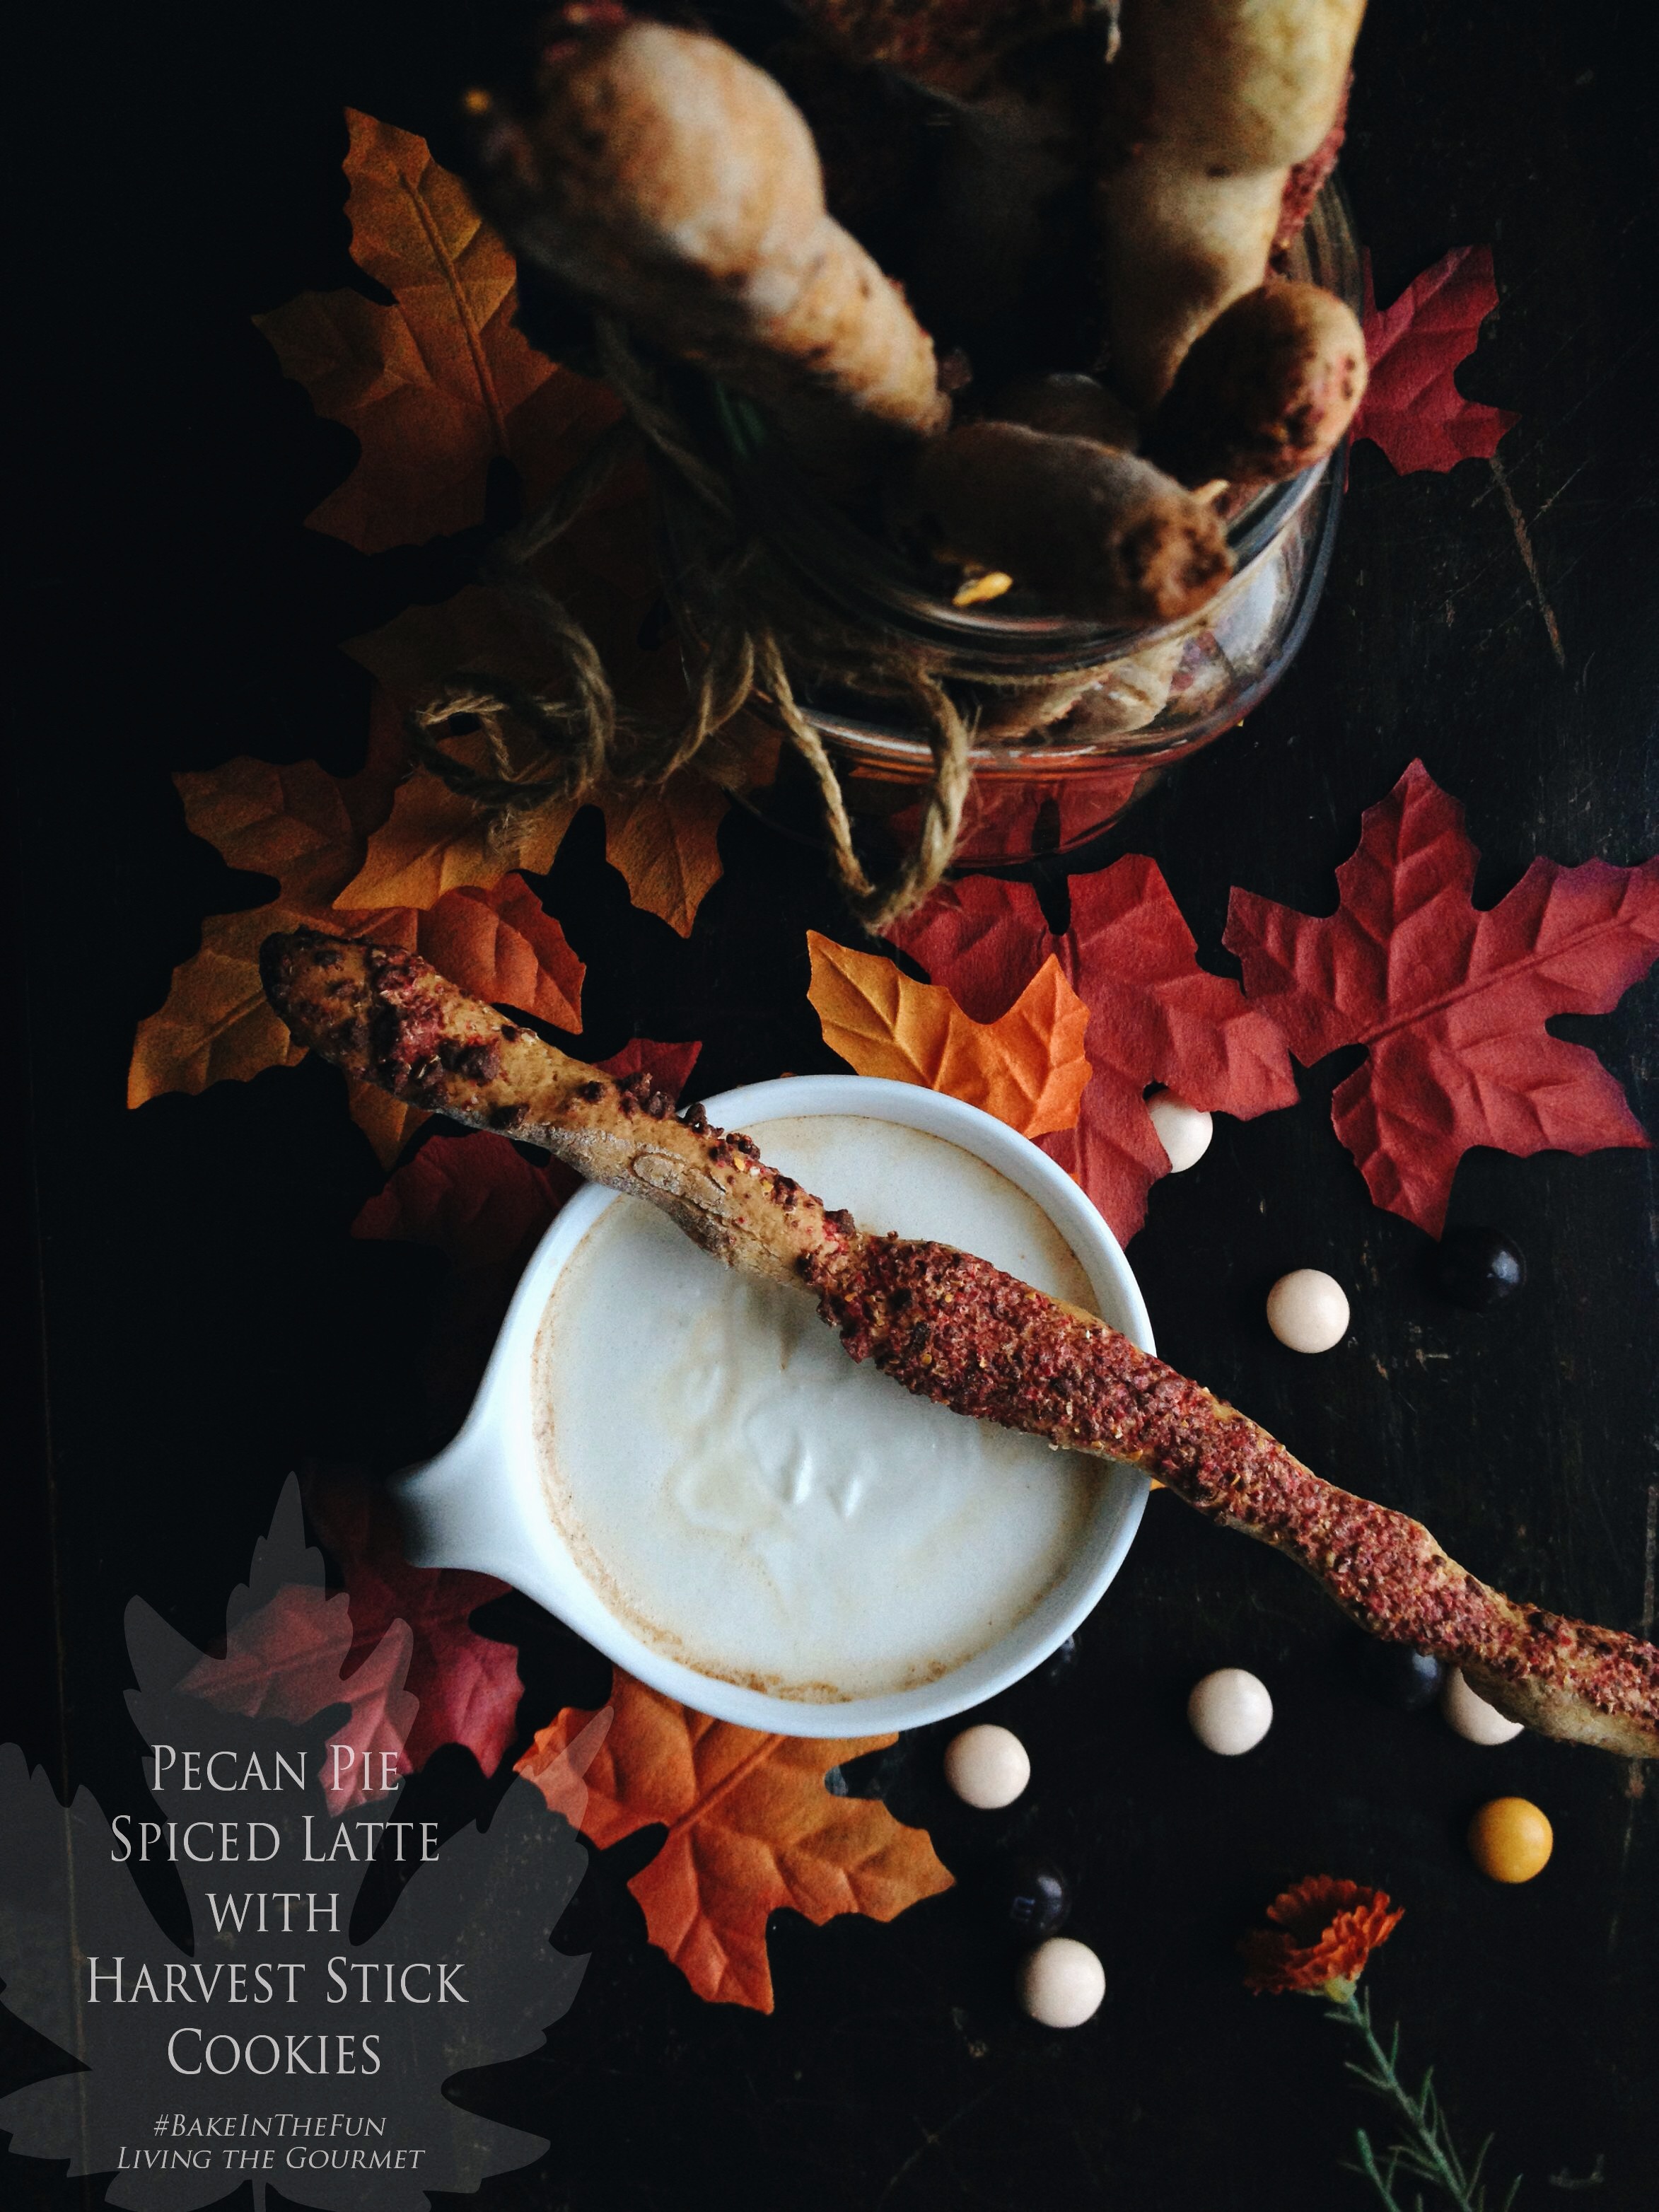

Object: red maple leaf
[890,862,1297,1242]
[1351,245,1519,475]
[591,1035,704,1100]
[1224,760,1659,1235]
[301,1467,525,1782]
[353,1129,582,1277]
[180,1580,419,1813]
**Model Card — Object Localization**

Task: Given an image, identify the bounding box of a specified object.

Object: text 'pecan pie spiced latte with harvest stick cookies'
[262,929,1659,1760]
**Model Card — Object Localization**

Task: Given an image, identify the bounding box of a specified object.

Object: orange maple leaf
[806,933,1091,1139]
[128,699,585,1163]
[255,110,619,550]
[518,1672,952,2011]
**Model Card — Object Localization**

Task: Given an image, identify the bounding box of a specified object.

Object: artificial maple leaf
[179,1482,418,1811]
[808,931,1090,1140]
[1351,246,1519,476]
[351,1034,701,1403]
[256,109,619,551]
[351,1037,701,1270]
[518,1671,953,2011]
[340,526,726,932]
[889,863,1298,1242]
[596,779,730,937]
[301,1465,525,1782]
[1224,759,1659,1235]
[594,1035,704,1099]
[128,710,584,1163]
[336,760,728,936]
[331,747,571,912]
[127,723,403,1105]
[182,1583,417,1813]
[353,1129,583,1414]
[354,1128,583,1276]
[345,1081,432,1172]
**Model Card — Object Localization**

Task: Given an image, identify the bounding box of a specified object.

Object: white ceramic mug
[395,1075,1153,1735]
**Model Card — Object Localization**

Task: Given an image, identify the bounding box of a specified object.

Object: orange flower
[1240,1876,1404,1998]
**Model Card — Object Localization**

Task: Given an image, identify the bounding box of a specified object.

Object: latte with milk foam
[532,1114,1107,1700]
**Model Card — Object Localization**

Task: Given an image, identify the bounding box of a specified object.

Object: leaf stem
[1325,1988,1520,2212]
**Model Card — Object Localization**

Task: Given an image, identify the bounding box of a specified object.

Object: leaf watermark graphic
[0,1479,604,2208]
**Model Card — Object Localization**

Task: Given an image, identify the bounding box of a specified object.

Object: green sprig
[1325,1986,1521,2212]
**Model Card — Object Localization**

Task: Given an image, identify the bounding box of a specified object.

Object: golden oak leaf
[255,110,619,551]
[129,706,584,1136]
[332,766,576,911]
[517,1672,952,2012]
[129,906,314,1106]
[346,1083,429,1171]
[347,583,559,707]
[128,735,404,1108]
[599,778,728,938]
[806,933,1091,1139]
[337,748,727,935]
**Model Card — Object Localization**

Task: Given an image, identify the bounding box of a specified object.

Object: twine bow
[405,322,974,931]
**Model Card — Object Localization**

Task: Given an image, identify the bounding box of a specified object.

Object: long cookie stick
[1101,1,1366,407]
[261,928,1659,1759]
[464,19,948,474]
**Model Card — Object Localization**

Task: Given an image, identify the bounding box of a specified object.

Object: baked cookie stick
[262,929,1659,1761]
[464,18,948,473]
[892,422,1231,622]
[1100,1,1366,407]
[1144,281,1368,487]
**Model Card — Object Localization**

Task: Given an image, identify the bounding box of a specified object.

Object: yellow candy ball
[1467,1796,1553,1884]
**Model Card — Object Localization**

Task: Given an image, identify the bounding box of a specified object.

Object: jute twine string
[407,320,974,929]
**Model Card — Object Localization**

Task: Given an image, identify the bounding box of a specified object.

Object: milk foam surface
[532,1115,1106,1699]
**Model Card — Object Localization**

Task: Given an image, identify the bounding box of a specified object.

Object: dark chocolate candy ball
[994,1856,1073,1942]
[1355,1640,1445,1711]
[1433,1228,1526,1310]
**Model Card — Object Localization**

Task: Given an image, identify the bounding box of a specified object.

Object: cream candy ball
[1148,1092,1213,1172]
[1441,1668,1525,1745]
[1187,1667,1273,1754]
[943,1723,1030,1809]
[1266,1269,1350,1353]
[1019,1937,1105,2027]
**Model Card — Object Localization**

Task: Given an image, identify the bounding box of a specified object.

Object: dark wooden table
[6,3,1657,2205]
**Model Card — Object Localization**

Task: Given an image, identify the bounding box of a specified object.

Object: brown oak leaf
[518,1671,953,2010]
[807,932,1090,1141]
[255,109,619,549]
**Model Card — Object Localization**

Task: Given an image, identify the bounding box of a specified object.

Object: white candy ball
[1019,1936,1105,2027]
[943,1723,1030,1809]
[1187,1667,1273,1755]
[1441,1667,1524,1745]
[1148,1092,1213,1172]
[1266,1269,1351,1353]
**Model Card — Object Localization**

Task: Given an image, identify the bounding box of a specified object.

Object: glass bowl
[668,177,1362,868]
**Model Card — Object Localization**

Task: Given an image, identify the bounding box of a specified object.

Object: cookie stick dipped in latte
[261,929,1659,1762]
